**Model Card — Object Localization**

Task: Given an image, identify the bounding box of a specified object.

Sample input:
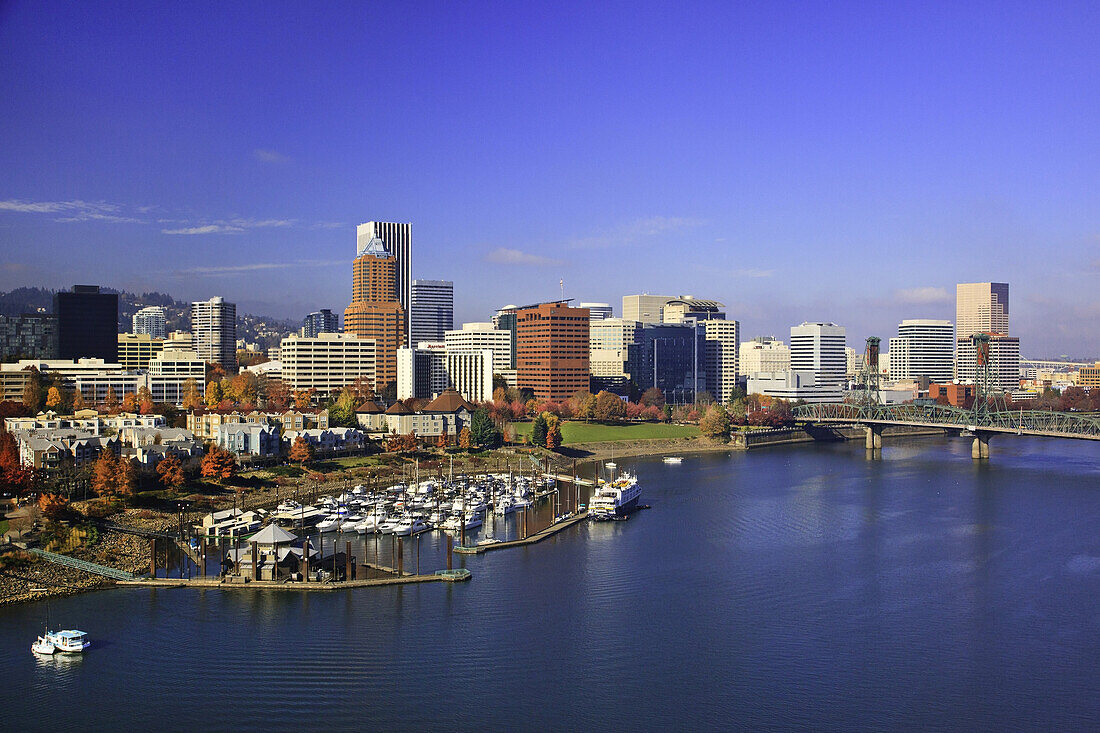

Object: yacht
[589,471,641,520]
[393,517,429,536]
[663,456,683,464]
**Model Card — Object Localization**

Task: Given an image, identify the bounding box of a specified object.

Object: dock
[115,571,462,591]
[454,511,587,554]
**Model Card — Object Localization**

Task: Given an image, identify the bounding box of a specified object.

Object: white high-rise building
[579,302,613,321]
[132,306,167,340]
[888,319,954,382]
[410,280,454,346]
[790,322,846,390]
[444,322,513,374]
[622,294,675,324]
[357,221,412,345]
[738,337,790,376]
[956,282,1009,339]
[279,333,377,395]
[398,343,493,403]
[589,318,639,381]
[190,297,236,370]
[704,319,740,403]
[956,334,1021,392]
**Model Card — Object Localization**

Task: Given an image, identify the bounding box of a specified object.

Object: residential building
[955,334,1021,393]
[358,390,474,438]
[279,333,377,397]
[704,319,740,403]
[0,313,58,361]
[410,280,454,346]
[579,302,613,321]
[622,294,675,325]
[302,309,339,338]
[357,221,412,345]
[445,322,513,374]
[790,322,847,390]
[515,301,590,400]
[746,370,844,403]
[117,333,165,370]
[343,236,405,391]
[217,423,281,457]
[738,337,790,376]
[191,296,237,370]
[888,319,954,383]
[54,285,118,361]
[132,306,167,339]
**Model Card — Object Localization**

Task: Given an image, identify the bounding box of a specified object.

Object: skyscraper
[790,322,846,389]
[54,285,118,361]
[132,306,167,339]
[344,236,406,392]
[887,319,954,382]
[302,309,339,338]
[515,302,590,400]
[579,302,613,321]
[956,282,1009,338]
[357,221,412,344]
[410,279,454,345]
[191,296,237,370]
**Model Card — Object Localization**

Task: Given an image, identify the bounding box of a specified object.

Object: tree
[699,404,731,439]
[640,387,665,408]
[571,390,596,421]
[155,453,186,490]
[594,391,627,422]
[121,392,139,412]
[92,451,118,497]
[545,423,562,451]
[327,388,359,428]
[458,427,472,450]
[289,435,314,465]
[531,412,548,448]
[200,446,238,483]
[38,492,71,521]
[205,380,222,407]
[45,386,63,410]
[436,433,448,450]
[181,378,203,410]
[293,389,315,410]
[493,386,508,404]
[264,380,291,411]
[0,432,32,496]
[470,407,500,448]
[231,372,260,404]
[21,366,45,412]
[104,385,119,410]
[71,388,87,411]
[115,457,136,496]
[205,362,227,385]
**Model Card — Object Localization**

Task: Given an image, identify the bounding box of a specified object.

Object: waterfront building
[216,423,281,457]
[445,322,514,374]
[589,318,640,388]
[515,301,590,400]
[888,319,954,383]
[0,313,58,361]
[704,319,740,403]
[955,334,1021,393]
[117,333,165,370]
[738,337,789,377]
[279,333,377,398]
[54,285,118,362]
[357,221,412,345]
[191,296,237,370]
[132,306,167,340]
[627,323,707,404]
[928,382,976,407]
[343,236,405,392]
[579,302,613,321]
[790,322,846,390]
[746,370,844,404]
[410,280,454,346]
[622,294,675,325]
[302,309,339,338]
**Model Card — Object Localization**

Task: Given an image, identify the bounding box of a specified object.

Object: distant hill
[0,286,298,352]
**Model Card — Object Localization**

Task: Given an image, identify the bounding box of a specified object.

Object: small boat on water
[32,635,55,655]
[33,630,90,655]
[590,470,642,520]
[663,456,683,464]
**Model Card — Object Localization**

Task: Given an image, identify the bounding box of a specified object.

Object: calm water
[5,436,1100,731]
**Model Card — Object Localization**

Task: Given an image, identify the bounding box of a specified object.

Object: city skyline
[1,3,1098,356]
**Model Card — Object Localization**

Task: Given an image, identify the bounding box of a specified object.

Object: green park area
[512,420,699,444]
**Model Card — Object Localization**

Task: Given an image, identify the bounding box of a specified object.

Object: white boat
[589,471,641,520]
[477,510,501,546]
[393,518,429,536]
[663,456,683,464]
[32,634,55,655]
[316,515,342,532]
[44,630,90,654]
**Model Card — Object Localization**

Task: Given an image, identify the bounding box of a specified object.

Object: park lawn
[512,420,698,444]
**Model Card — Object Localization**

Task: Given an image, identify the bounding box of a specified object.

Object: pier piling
[397,537,404,576]
[149,538,156,576]
[346,541,352,581]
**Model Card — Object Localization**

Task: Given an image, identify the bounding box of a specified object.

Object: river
[4,435,1100,731]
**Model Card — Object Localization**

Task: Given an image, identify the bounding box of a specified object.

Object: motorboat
[663,456,683,464]
[32,635,55,655]
[393,518,429,536]
[36,629,90,654]
[316,515,343,532]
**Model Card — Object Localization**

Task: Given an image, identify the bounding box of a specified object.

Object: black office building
[54,285,118,361]
[627,323,708,404]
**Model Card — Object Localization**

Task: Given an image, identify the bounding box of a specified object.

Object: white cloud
[177,259,345,275]
[162,224,244,235]
[485,248,564,266]
[0,199,139,223]
[253,149,291,164]
[569,215,705,249]
[895,286,951,304]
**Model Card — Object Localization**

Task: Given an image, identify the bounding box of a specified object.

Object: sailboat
[477,505,501,546]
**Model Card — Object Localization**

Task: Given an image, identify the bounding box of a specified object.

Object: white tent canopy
[248,524,299,546]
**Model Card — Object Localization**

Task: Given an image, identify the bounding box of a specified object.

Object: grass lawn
[0,519,8,536]
[512,421,698,444]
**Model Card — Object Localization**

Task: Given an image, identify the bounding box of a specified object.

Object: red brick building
[928,382,976,407]
[515,301,590,400]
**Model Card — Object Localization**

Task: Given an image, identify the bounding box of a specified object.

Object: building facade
[790,322,847,390]
[956,282,1009,340]
[622,294,676,325]
[132,306,167,339]
[279,333,377,396]
[515,302,590,400]
[579,302,613,321]
[343,237,405,392]
[0,313,58,361]
[589,318,639,385]
[302,309,339,338]
[357,221,412,345]
[117,333,166,370]
[955,334,1021,393]
[627,323,707,404]
[444,322,513,374]
[410,279,454,346]
[746,371,844,403]
[738,337,790,376]
[704,319,740,403]
[887,319,954,383]
[54,285,118,362]
[191,296,237,370]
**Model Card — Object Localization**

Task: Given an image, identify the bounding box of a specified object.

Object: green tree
[469,407,500,448]
[327,388,359,428]
[699,403,731,439]
[594,391,627,422]
[531,412,549,448]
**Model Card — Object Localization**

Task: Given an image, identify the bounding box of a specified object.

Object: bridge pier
[865,425,883,459]
[971,431,992,460]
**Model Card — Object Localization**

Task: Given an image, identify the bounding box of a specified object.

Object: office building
[956,282,1010,339]
[132,306,167,340]
[490,307,518,369]
[357,221,412,345]
[445,322,513,374]
[0,313,58,361]
[704,319,740,403]
[622,294,675,325]
[747,371,844,403]
[1076,362,1100,389]
[54,285,118,362]
[515,302,590,400]
[739,337,790,376]
[627,323,708,403]
[589,318,640,385]
[279,333,377,396]
[955,334,1021,393]
[790,322,846,390]
[579,302,613,321]
[662,297,726,324]
[191,297,237,370]
[397,343,494,403]
[117,334,166,370]
[887,319,954,383]
[343,236,406,392]
[302,309,339,338]
[410,279,454,345]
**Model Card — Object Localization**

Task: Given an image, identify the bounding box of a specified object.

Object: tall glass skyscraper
[410,280,453,346]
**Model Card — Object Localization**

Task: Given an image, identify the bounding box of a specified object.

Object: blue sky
[1,1,1097,357]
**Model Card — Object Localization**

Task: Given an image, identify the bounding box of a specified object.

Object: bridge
[793,401,1100,459]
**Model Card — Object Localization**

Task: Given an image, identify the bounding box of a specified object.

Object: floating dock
[454,511,587,555]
